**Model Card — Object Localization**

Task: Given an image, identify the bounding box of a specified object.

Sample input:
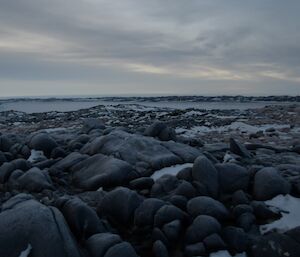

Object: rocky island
[0,98,299,257]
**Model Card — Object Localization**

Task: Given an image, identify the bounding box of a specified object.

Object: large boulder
[81,130,200,170]
[0,194,81,257]
[229,138,252,158]
[57,197,107,240]
[51,152,89,171]
[144,121,176,141]
[253,167,291,200]
[0,135,13,152]
[82,118,105,133]
[185,215,221,244]
[16,167,53,192]
[0,158,31,183]
[192,156,219,198]
[215,163,250,193]
[71,154,137,190]
[28,133,58,156]
[134,198,165,227]
[187,196,229,220]
[100,187,144,225]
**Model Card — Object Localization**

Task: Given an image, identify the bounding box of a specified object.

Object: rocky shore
[0,102,299,257]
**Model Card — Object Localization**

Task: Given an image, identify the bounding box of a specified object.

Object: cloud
[0,0,299,96]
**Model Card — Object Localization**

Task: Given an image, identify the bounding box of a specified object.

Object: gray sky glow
[0,0,300,96]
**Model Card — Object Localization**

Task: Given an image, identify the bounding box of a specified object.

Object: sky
[0,0,300,97]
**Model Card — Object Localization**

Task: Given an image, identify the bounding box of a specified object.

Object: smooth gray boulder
[28,133,58,156]
[52,152,88,171]
[153,240,169,257]
[81,130,200,170]
[253,167,291,200]
[185,215,221,244]
[82,118,105,133]
[100,187,144,225]
[192,156,219,198]
[71,154,137,190]
[85,233,122,257]
[16,167,53,192]
[154,205,188,228]
[216,163,250,193]
[187,196,229,220]
[104,242,139,257]
[0,194,82,257]
[134,198,165,227]
[230,138,252,158]
[144,121,176,141]
[57,197,107,240]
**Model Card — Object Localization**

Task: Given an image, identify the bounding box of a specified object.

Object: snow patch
[27,149,47,163]
[151,163,193,181]
[19,244,32,257]
[260,194,300,234]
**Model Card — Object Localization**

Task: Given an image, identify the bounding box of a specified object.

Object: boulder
[222,226,250,252]
[144,122,176,141]
[0,158,31,183]
[253,167,291,200]
[162,219,182,241]
[104,242,139,257]
[100,187,144,225]
[0,135,13,152]
[154,204,188,228]
[57,197,107,239]
[216,163,250,193]
[85,233,122,257]
[187,196,229,220]
[153,240,169,257]
[0,194,81,257]
[230,138,252,158]
[184,242,206,257]
[203,233,226,251]
[28,133,58,156]
[51,152,88,171]
[82,118,105,133]
[71,154,137,190]
[16,167,53,192]
[192,156,219,198]
[134,198,165,227]
[185,215,221,244]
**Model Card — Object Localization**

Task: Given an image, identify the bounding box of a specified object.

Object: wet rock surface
[0,99,299,257]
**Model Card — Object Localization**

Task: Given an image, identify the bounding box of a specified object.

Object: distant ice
[151,163,193,181]
[260,194,300,234]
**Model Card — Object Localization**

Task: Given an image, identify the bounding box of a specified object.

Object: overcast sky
[0,0,300,96]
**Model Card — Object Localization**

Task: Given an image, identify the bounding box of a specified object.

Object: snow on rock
[27,149,47,163]
[19,244,32,257]
[151,163,193,181]
[209,250,247,257]
[260,194,300,234]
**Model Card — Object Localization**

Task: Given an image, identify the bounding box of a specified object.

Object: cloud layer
[0,0,299,96]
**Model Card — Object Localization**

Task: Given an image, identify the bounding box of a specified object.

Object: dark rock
[71,154,137,190]
[184,242,206,257]
[0,151,7,165]
[85,233,122,257]
[176,167,192,181]
[0,135,13,152]
[104,242,139,257]
[222,226,250,252]
[57,197,107,240]
[0,159,31,183]
[192,156,219,198]
[51,147,67,158]
[251,201,281,220]
[169,195,187,210]
[236,212,256,231]
[230,138,252,158]
[101,187,144,225]
[144,121,176,141]
[232,204,254,218]
[231,190,249,205]
[129,177,154,190]
[16,167,53,192]
[152,228,169,247]
[153,240,169,257]
[28,133,58,156]
[187,196,229,220]
[251,232,300,257]
[0,194,81,257]
[162,219,181,241]
[203,233,226,251]
[154,204,188,228]
[216,163,250,193]
[134,198,165,227]
[82,118,105,133]
[185,215,221,244]
[253,167,291,200]
[51,152,88,171]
